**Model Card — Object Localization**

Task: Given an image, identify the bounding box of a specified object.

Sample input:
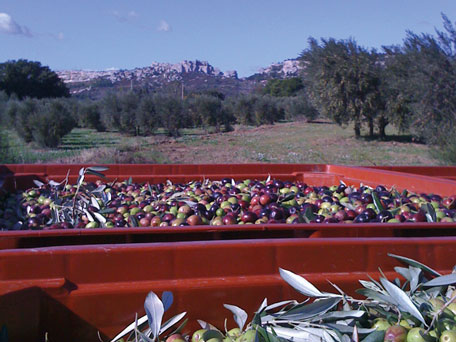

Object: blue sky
[1,1,456,77]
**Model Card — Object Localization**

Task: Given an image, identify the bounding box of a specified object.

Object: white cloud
[157,19,171,32]
[0,12,32,37]
[111,10,138,23]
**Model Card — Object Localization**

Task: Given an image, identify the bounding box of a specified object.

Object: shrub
[137,95,159,136]
[29,99,77,147]
[154,94,184,137]
[77,100,105,131]
[280,96,319,121]
[10,98,38,143]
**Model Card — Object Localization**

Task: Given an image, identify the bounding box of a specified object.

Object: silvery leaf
[359,280,383,293]
[268,326,322,342]
[353,325,359,342]
[144,291,165,341]
[380,277,426,325]
[279,297,341,320]
[423,274,456,287]
[197,320,219,331]
[310,310,365,322]
[224,304,248,331]
[324,324,375,335]
[84,209,94,222]
[92,185,106,193]
[159,312,186,335]
[77,173,85,187]
[257,298,268,313]
[409,267,422,292]
[295,326,340,342]
[388,254,441,277]
[110,315,148,342]
[136,329,154,342]
[394,267,411,282]
[49,180,62,187]
[33,179,45,187]
[340,202,356,211]
[280,268,335,298]
[162,291,173,312]
[93,212,106,224]
[91,197,100,210]
[265,300,296,312]
[87,166,109,172]
[355,288,397,305]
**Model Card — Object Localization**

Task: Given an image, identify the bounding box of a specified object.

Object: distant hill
[56,59,304,99]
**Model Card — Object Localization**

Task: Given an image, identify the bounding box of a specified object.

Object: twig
[426,293,456,333]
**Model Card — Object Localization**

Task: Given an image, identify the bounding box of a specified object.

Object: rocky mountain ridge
[57,59,303,98]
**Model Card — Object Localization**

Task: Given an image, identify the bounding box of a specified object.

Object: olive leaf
[278,297,341,320]
[279,268,341,298]
[224,304,248,331]
[98,207,116,214]
[144,291,165,341]
[360,330,385,342]
[303,206,316,223]
[33,179,45,187]
[159,312,187,335]
[309,310,365,322]
[324,324,375,335]
[359,280,383,293]
[84,209,95,222]
[129,215,139,227]
[423,274,456,287]
[93,212,107,225]
[91,197,100,210]
[162,291,174,312]
[256,325,280,342]
[355,288,397,305]
[371,192,385,212]
[279,193,296,203]
[197,320,220,331]
[87,166,109,172]
[379,277,426,325]
[110,315,148,342]
[86,169,106,179]
[264,300,296,312]
[136,329,154,342]
[422,203,437,223]
[388,254,441,277]
[203,330,225,342]
[257,298,268,313]
[268,326,328,342]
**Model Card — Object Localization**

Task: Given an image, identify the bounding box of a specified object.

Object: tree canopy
[0,59,69,99]
[301,38,384,138]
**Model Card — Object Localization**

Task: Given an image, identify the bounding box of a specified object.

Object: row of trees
[0,90,317,147]
[301,13,456,150]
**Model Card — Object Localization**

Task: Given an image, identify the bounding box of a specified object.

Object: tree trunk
[368,118,374,138]
[378,116,388,140]
[354,120,361,138]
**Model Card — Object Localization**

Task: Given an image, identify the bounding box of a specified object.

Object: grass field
[0,120,441,165]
